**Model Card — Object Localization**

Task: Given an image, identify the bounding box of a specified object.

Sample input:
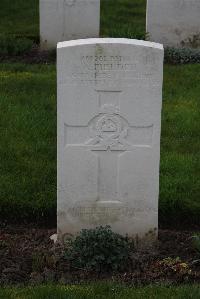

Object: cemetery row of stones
[40,0,200,50]
[0,1,199,285]
[0,0,199,250]
[0,1,199,233]
[1,0,200,64]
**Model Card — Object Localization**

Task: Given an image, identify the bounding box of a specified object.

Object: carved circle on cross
[88,104,129,148]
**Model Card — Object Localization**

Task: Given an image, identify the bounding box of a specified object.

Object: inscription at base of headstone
[147,0,200,48]
[57,38,164,245]
[40,0,100,49]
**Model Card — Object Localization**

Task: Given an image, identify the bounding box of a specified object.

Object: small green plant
[156,257,192,276]
[32,252,56,272]
[192,234,200,254]
[64,226,134,273]
[165,47,200,64]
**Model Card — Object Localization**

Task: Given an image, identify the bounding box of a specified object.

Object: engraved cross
[65,90,153,204]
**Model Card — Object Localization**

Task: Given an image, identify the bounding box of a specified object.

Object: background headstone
[57,38,163,244]
[40,0,100,49]
[147,0,200,48]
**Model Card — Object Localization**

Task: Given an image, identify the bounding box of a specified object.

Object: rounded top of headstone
[57,38,163,50]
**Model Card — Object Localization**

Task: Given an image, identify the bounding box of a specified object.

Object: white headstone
[147,0,200,48]
[40,0,100,49]
[57,38,163,244]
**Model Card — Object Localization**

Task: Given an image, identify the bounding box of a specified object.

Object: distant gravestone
[57,38,164,245]
[147,0,200,48]
[40,0,100,49]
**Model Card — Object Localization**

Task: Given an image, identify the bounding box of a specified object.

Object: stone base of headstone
[51,232,158,250]
[50,233,58,243]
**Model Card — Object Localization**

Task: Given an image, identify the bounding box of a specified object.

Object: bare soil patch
[0,226,199,286]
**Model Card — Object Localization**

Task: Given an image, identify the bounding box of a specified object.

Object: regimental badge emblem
[87,104,130,150]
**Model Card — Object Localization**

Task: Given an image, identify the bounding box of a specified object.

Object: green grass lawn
[160,64,200,227]
[0,284,199,299]
[0,63,199,226]
[101,0,146,38]
[0,0,39,40]
[0,63,56,225]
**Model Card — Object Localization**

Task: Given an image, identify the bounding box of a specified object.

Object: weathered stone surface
[57,38,164,243]
[40,0,100,49]
[147,0,200,48]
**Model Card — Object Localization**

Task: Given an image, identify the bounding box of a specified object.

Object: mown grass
[0,63,56,225]
[101,0,146,39]
[160,64,200,227]
[0,63,199,226]
[0,283,199,299]
[0,0,39,40]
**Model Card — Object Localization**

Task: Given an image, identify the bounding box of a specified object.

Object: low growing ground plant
[157,257,192,276]
[165,47,200,64]
[64,226,134,273]
[32,252,56,273]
